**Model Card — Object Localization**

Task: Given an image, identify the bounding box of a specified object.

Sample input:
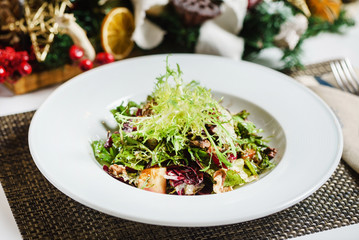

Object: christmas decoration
[171,0,221,26]
[56,13,96,61]
[239,0,354,68]
[131,0,167,49]
[3,64,82,94]
[306,0,342,23]
[0,66,7,82]
[79,58,93,71]
[194,0,248,60]
[69,45,84,61]
[247,0,262,9]
[22,0,72,62]
[101,7,135,59]
[95,52,115,64]
[274,13,308,50]
[286,0,311,17]
[0,0,355,94]
[0,0,22,45]
[69,50,114,71]
[1,0,72,62]
[18,61,32,75]
[0,47,31,82]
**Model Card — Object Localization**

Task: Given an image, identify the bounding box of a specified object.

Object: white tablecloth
[1,3,359,239]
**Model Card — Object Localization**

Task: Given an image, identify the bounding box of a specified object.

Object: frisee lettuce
[111,57,240,167]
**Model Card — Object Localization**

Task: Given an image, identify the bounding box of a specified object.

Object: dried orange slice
[101,7,135,60]
[307,0,342,23]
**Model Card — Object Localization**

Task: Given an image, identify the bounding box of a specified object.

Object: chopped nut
[205,124,217,135]
[141,99,156,116]
[109,164,127,177]
[263,147,277,159]
[190,139,211,149]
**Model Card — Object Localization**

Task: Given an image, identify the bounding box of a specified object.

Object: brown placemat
[1,111,359,240]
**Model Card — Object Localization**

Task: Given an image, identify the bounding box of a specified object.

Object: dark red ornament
[69,45,84,61]
[21,54,29,62]
[95,52,115,64]
[0,66,6,82]
[18,62,32,75]
[79,59,93,71]
[248,0,262,9]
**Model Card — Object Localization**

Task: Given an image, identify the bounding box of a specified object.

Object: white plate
[29,54,342,227]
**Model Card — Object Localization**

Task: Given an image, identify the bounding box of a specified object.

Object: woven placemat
[0,111,358,240]
[286,59,338,78]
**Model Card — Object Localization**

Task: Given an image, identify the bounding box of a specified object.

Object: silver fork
[330,58,359,95]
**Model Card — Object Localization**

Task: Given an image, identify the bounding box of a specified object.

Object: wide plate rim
[28,54,343,227]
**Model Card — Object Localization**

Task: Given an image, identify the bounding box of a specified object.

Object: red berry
[79,59,93,71]
[0,66,6,81]
[21,54,29,62]
[104,53,115,63]
[96,52,115,64]
[95,52,105,63]
[69,45,84,61]
[5,47,15,53]
[18,62,32,75]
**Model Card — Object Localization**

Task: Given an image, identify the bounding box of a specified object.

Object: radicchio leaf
[165,166,204,195]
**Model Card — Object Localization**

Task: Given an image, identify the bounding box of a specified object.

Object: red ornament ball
[18,62,32,75]
[69,45,84,61]
[0,66,6,82]
[79,59,93,71]
[95,52,115,64]
[21,54,29,62]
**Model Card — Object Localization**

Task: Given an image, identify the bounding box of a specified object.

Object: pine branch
[281,10,355,70]
[147,5,200,51]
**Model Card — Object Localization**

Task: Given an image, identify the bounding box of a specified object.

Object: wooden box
[4,64,82,95]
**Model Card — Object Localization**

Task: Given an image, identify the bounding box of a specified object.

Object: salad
[92,58,277,195]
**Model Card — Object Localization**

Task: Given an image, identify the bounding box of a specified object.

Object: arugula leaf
[259,156,275,170]
[113,135,152,170]
[91,140,117,165]
[111,101,139,117]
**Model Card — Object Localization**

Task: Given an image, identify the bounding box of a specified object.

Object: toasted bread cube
[138,167,167,194]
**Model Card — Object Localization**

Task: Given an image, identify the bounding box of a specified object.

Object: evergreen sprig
[282,10,355,69]
[36,34,73,71]
[37,0,105,70]
[240,1,355,70]
[240,0,295,57]
[148,5,200,51]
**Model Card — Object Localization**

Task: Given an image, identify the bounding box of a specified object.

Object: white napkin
[295,70,359,173]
